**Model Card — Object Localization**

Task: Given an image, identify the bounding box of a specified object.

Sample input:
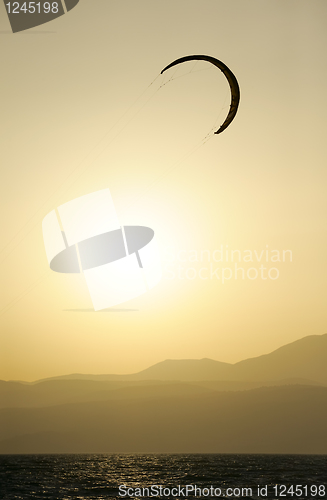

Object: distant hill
[232,333,327,383]
[0,380,212,409]
[0,385,326,454]
[35,333,327,385]
[1,334,327,454]
[0,378,321,409]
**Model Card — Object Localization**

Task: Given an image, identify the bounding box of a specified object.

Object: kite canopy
[161,55,240,135]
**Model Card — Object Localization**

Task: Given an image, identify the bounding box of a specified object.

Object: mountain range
[0,333,326,454]
[38,333,327,384]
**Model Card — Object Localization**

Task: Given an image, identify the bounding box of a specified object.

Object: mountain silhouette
[1,333,327,454]
[36,333,327,385]
[0,385,326,454]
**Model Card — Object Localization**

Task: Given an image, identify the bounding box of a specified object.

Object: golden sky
[0,0,326,381]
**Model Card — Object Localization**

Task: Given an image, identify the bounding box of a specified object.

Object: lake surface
[0,454,326,500]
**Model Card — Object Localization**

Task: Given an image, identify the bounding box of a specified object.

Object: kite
[161,55,240,134]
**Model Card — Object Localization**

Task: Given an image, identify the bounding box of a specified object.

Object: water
[0,454,326,500]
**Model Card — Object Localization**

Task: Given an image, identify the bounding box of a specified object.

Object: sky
[0,0,327,381]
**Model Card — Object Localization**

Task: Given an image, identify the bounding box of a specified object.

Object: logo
[42,189,162,310]
[3,0,80,33]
